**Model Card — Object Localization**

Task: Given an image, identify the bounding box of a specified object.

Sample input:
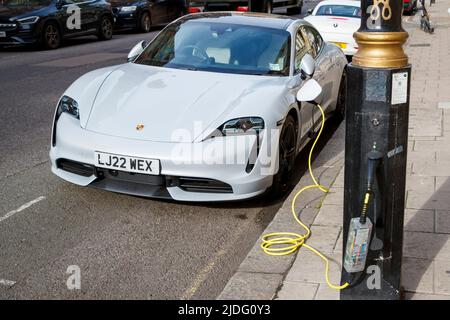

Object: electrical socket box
[343,217,373,273]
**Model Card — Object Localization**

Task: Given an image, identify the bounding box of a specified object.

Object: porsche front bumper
[50,114,276,202]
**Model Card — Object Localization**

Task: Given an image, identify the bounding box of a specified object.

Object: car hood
[109,0,136,8]
[304,15,360,34]
[0,5,47,20]
[85,63,281,143]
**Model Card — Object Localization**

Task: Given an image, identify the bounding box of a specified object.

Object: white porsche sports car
[50,12,347,202]
[304,0,361,56]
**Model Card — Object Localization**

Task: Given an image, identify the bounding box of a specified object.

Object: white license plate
[95,151,160,175]
[0,31,6,38]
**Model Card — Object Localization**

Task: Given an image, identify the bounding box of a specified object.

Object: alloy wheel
[141,13,151,33]
[101,18,113,39]
[45,24,60,49]
[269,115,298,197]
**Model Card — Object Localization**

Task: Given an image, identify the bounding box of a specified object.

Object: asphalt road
[0,2,323,300]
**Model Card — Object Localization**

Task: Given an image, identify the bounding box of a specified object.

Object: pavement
[218,0,450,300]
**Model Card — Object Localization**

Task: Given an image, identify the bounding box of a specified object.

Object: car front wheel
[97,16,113,40]
[42,22,61,50]
[139,12,151,33]
[335,70,347,120]
[271,114,297,197]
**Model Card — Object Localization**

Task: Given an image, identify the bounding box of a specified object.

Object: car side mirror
[307,9,313,15]
[127,40,148,62]
[296,79,322,103]
[300,53,315,79]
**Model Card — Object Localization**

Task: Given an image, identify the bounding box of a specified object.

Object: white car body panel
[85,63,289,143]
[50,13,347,202]
[63,65,120,128]
[304,0,361,56]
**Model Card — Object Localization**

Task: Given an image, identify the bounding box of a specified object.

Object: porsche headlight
[120,6,137,12]
[221,117,264,136]
[17,16,40,24]
[52,96,79,147]
[57,95,79,120]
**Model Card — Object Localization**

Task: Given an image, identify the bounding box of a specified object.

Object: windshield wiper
[179,66,198,71]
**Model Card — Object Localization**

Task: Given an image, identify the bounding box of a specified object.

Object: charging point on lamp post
[340,0,411,300]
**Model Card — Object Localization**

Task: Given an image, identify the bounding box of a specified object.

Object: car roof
[177,12,297,30]
[315,0,361,7]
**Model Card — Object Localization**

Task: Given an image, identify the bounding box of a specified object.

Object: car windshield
[135,20,291,76]
[0,0,51,6]
[315,5,361,17]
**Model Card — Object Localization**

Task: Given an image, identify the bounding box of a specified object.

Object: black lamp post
[340,0,411,300]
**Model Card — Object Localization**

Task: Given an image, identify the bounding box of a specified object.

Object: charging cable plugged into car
[261,72,384,290]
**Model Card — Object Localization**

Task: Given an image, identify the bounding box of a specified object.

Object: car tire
[139,12,151,33]
[270,114,297,198]
[287,1,302,15]
[42,22,61,50]
[97,16,113,40]
[335,69,347,120]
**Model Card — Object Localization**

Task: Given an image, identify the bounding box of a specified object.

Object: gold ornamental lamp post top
[352,0,409,68]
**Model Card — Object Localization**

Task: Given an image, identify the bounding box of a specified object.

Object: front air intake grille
[0,23,17,31]
[57,159,94,177]
[177,177,233,194]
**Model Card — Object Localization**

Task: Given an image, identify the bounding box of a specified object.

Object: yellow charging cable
[261,104,350,291]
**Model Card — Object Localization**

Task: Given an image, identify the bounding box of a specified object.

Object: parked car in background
[187,0,303,15]
[0,0,114,49]
[109,0,184,33]
[403,0,418,14]
[304,0,360,57]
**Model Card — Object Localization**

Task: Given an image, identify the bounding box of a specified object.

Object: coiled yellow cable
[261,104,349,291]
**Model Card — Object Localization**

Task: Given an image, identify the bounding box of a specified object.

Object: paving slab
[218,272,283,300]
[401,257,434,294]
[404,209,435,233]
[403,231,450,261]
[434,260,450,296]
[276,282,318,300]
[436,210,450,234]
[284,250,342,285]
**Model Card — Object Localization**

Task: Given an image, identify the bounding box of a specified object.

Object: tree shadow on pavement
[402,176,450,298]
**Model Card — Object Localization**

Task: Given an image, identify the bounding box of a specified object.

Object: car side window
[294,29,309,74]
[309,27,323,55]
[301,26,323,58]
